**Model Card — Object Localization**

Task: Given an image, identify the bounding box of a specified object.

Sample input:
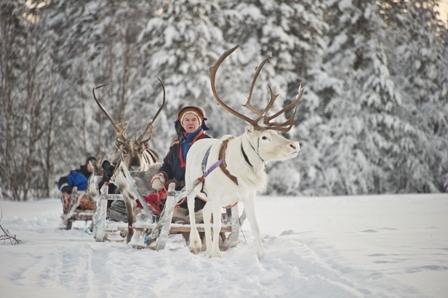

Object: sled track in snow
[272,232,425,298]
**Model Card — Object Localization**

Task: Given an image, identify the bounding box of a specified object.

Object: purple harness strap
[203,159,223,178]
[200,146,223,180]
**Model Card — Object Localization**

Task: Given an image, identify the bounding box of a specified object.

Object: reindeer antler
[210,46,259,127]
[209,45,303,132]
[137,78,166,144]
[92,84,127,141]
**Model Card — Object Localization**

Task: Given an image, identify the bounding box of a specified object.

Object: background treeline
[1,0,447,200]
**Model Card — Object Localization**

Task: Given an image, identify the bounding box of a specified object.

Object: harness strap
[248,138,265,163]
[202,146,212,175]
[218,138,239,186]
[224,202,238,209]
[177,156,224,206]
[240,143,253,168]
[200,146,212,194]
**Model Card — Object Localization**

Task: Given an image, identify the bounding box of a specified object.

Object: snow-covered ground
[0,193,447,298]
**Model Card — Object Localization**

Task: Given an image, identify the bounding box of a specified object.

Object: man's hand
[151,173,166,191]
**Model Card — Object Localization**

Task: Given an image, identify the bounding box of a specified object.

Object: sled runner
[91,164,160,242]
[136,184,244,251]
[92,164,245,250]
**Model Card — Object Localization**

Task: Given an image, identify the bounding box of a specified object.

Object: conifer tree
[379,0,448,192]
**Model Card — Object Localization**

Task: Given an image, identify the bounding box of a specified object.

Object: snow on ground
[0,193,447,298]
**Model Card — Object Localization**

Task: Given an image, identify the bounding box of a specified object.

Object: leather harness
[218,137,239,186]
[197,137,260,209]
[201,137,261,187]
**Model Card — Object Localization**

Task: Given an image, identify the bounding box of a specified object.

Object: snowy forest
[1,0,447,201]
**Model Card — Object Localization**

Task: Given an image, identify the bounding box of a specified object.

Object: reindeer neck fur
[111,148,158,172]
[223,132,267,191]
[139,149,159,171]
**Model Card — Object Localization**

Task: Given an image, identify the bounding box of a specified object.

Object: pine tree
[0,0,28,199]
[137,0,236,152]
[308,0,374,195]
[223,0,328,195]
[379,0,448,192]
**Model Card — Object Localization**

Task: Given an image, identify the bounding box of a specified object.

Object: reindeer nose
[289,141,300,151]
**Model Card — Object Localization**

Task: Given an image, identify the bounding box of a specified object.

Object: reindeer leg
[210,203,223,257]
[203,203,212,255]
[188,188,202,254]
[124,196,134,243]
[244,193,264,258]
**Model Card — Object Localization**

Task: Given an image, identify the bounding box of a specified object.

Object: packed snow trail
[0,195,447,298]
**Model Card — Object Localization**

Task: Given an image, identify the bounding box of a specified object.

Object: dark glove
[102,160,115,180]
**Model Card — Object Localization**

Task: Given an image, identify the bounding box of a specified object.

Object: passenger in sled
[140,105,211,223]
[57,156,97,214]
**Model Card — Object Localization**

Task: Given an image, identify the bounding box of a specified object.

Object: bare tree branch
[0,209,22,245]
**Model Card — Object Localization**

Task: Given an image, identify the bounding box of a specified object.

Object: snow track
[1,195,447,298]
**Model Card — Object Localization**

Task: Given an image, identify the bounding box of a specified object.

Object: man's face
[181,113,200,133]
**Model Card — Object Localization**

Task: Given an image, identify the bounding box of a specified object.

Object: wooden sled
[60,187,96,230]
[92,187,127,242]
[92,165,245,250]
[91,165,160,242]
[132,185,245,251]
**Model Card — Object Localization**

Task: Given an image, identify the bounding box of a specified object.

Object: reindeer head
[243,127,300,162]
[92,79,166,169]
[210,45,303,163]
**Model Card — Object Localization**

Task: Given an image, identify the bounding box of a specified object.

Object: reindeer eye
[261,136,268,140]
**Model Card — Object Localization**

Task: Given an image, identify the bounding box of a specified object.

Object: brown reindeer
[92,79,166,242]
[92,81,165,169]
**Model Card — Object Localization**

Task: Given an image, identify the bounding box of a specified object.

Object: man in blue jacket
[58,156,97,213]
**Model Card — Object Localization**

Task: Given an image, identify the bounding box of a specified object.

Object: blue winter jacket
[58,165,91,193]
[67,170,89,190]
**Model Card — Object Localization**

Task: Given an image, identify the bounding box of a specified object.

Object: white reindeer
[185,46,303,257]
[92,80,165,242]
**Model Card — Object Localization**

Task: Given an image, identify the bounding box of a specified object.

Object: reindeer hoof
[126,228,134,243]
[189,230,202,254]
[208,249,223,258]
[190,243,202,254]
[189,237,202,254]
[129,230,145,248]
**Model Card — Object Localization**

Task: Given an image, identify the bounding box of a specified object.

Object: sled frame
[137,187,245,250]
[92,171,245,250]
[60,187,96,230]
